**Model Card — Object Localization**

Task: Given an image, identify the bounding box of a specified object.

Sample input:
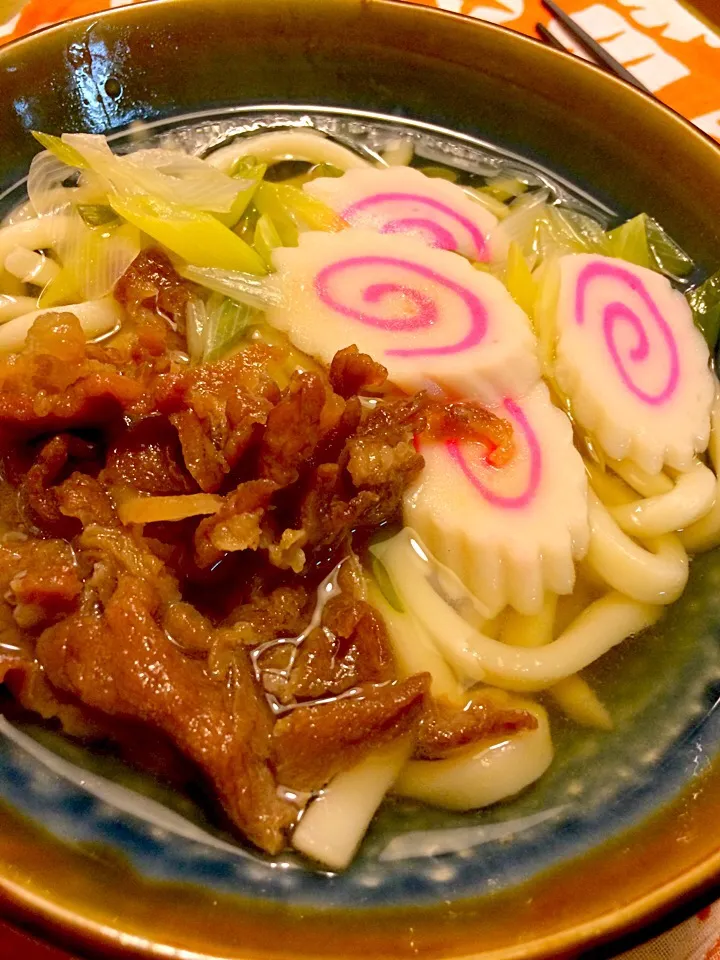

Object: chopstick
[535,22,567,52]
[537,0,654,97]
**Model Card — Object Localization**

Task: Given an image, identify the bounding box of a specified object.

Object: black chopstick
[535,22,567,52]
[539,0,654,96]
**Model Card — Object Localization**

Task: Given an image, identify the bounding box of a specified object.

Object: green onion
[687,271,720,351]
[254,181,346,245]
[51,211,142,301]
[38,267,81,309]
[605,214,649,267]
[108,193,266,274]
[551,207,607,253]
[218,156,267,228]
[272,183,346,232]
[605,213,694,279]
[419,166,459,182]
[370,555,405,613]
[31,131,89,170]
[253,183,299,247]
[254,213,283,269]
[203,295,256,363]
[506,241,536,317]
[178,264,282,310]
[307,162,344,180]
[532,206,606,262]
[645,216,694,278]
[76,204,120,228]
[481,176,528,202]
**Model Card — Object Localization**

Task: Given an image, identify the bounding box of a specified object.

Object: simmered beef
[37,573,295,853]
[0,250,527,855]
[414,694,538,761]
[272,674,430,791]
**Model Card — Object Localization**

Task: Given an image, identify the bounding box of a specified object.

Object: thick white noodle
[585,461,635,507]
[609,458,674,498]
[366,582,465,701]
[497,589,611,729]
[549,675,613,729]
[0,295,38,324]
[381,138,414,166]
[0,215,71,282]
[586,491,689,604]
[499,595,557,648]
[609,459,716,538]
[393,704,553,810]
[479,610,504,638]
[0,298,123,353]
[1,200,37,227]
[292,737,412,870]
[206,131,372,174]
[4,247,59,288]
[681,394,720,552]
[378,532,660,691]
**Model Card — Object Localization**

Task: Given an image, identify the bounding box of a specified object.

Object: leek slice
[217,156,267,227]
[38,267,81,309]
[76,204,119,228]
[370,555,404,613]
[185,296,206,365]
[108,193,266,274]
[254,181,346,240]
[481,175,528,201]
[605,213,694,279]
[178,264,281,309]
[366,581,464,702]
[31,132,88,170]
[39,207,140,302]
[35,131,261,218]
[202,295,257,363]
[549,675,613,730]
[253,213,283,270]
[687,270,720,350]
[27,149,78,218]
[505,241,536,316]
[420,166,459,182]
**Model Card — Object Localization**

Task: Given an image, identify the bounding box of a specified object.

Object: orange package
[412,0,720,141]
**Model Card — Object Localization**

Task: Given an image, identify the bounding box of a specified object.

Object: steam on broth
[0,121,718,871]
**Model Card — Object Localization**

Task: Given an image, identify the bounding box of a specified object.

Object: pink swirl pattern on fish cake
[341,192,490,261]
[314,255,488,357]
[574,260,680,406]
[446,398,542,509]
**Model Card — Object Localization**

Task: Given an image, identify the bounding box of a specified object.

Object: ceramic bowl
[1,2,720,958]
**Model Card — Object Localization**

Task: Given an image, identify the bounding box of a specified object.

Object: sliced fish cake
[545,253,714,474]
[405,381,589,616]
[304,165,501,262]
[267,229,538,403]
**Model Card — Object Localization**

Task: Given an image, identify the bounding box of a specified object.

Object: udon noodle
[0,125,718,871]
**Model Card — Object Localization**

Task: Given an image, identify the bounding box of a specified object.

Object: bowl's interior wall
[1,0,719,267]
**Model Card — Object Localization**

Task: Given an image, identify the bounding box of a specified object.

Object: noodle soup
[0,116,718,872]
